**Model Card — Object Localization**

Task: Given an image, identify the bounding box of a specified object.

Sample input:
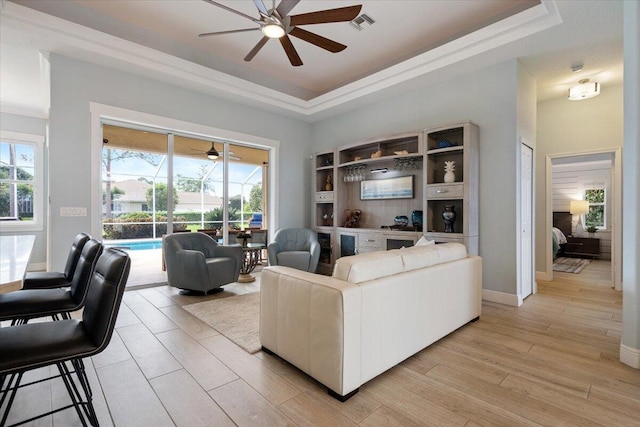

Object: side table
[564,236,600,258]
[238,243,265,283]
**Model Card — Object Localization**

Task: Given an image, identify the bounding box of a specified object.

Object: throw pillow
[415,236,435,246]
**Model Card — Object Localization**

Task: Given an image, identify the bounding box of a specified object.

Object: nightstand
[564,236,600,258]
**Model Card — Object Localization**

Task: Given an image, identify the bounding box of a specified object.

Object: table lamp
[570,200,590,237]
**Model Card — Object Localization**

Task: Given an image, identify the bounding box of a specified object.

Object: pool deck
[126,249,167,288]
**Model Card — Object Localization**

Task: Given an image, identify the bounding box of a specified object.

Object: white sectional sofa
[259,242,482,401]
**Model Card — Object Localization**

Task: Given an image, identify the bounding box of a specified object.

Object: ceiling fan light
[262,23,285,38]
[568,80,600,100]
[206,143,219,159]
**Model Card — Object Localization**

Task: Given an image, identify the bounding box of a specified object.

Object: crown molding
[1,1,562,120]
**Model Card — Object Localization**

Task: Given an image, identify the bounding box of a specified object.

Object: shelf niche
[338,134,420,166]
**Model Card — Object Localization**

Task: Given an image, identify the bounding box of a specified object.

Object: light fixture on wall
[568,78,600,100]
[570,200,590,236]
[370,168,388,174]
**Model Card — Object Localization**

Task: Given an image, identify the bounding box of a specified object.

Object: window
[584,188,605,230]
[0,131,44,231]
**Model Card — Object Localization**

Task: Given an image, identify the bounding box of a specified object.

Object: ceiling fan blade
[244,36,270,62]
[279,35,303,66]
[289,27,346,53]
[276,0,300,18]
[201,0,261,23]
[199,28,260,37]
[289,5,362,26]
[252,0,269,16]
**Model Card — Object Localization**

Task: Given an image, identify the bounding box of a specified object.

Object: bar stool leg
[58,361,89,427]
[0,372,23,427]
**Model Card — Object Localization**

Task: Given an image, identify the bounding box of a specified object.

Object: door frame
[545,148,622,290]
[89,103,280,240]
[519,140,534,301]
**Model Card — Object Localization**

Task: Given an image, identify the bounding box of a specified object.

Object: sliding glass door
[100,123,269,285]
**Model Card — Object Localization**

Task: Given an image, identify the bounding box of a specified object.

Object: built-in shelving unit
[424,121,479,254]
[312,150,336,275]
[311,123,479,274]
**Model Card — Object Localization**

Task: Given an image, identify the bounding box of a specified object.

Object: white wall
[535,84,623,273]
[0,112,48,265]
[47,54,311,269]
[311,60,521,297]
[621,0,640,367]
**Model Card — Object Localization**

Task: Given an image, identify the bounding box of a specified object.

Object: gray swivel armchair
[164,232,243,294]
[267,228,320,272]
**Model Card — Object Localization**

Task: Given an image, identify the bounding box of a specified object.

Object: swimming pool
[105,239,162,251]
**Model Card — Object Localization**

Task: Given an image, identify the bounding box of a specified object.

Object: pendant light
[206,142,219,160]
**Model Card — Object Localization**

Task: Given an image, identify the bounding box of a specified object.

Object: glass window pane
[0,182,11,217]
[173,135,223,232]
[585,189,604,203]
[102,142,168,239]
[586,205,604,228]
[1,141,36,220]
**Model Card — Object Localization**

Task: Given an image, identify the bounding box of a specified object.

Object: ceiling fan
[199,0,363,66]
[192,142,241,161]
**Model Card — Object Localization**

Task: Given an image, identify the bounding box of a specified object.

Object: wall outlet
[60,207,87,217]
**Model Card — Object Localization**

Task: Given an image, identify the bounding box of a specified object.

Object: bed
[552,211,571,259]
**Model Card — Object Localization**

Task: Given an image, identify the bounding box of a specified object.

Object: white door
[521,143,534,298]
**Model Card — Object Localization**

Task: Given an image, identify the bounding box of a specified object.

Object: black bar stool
[0,248,131,427]
[0,239,103,325]
[22,232,91,290]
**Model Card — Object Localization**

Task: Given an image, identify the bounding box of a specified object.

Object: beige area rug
[183,292,261,354]
[553,257,591,274]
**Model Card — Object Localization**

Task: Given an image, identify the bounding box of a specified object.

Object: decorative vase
[325,174,333,191]
[442,205,457,233]
[443,160,456,183]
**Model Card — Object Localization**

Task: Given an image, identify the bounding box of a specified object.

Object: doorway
[546,149,622,290]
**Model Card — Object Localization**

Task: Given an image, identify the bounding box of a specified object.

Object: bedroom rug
[183,292,261,354]
[552,257,591,274]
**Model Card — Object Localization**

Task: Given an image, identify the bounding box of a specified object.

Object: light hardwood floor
[3,264,639,427]
[552,259,613,287]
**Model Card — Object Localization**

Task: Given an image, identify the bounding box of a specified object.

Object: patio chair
[267,228,320,272]
[164,232,242,294]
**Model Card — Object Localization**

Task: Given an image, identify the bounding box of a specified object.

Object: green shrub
[103,212,187,239]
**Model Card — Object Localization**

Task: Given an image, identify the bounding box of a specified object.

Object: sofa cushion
[333,251,404,284]
[400,242,467,272]
[333,242,468,283]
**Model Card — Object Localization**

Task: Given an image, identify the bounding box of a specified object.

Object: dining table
[0,234,36,294]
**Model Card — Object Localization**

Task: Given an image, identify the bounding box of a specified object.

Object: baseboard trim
[482,289,520,307]
[620,344,640,369]
[536,270,551,281]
